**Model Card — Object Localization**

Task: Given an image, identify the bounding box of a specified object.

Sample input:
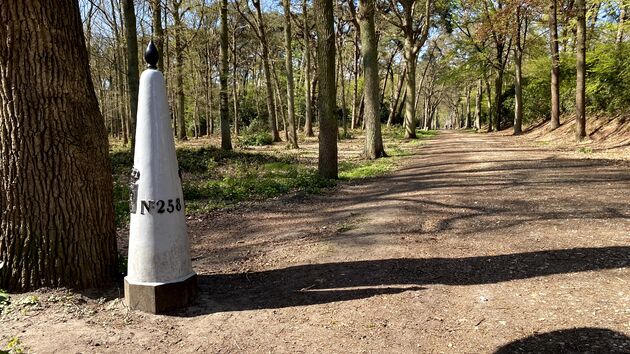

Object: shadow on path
[494,327,630,353]
[175,246,630,316]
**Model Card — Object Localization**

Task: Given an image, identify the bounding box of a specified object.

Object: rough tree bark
[359,0,385,158]
[0,0,117,291]
[549,0,561,130]
[251,0,281,142]
[464,85,472,129]
[220,0,233,149]
[303,0,315,137]
[283,0,299,148]
[172,0,187,141]
[231,28,240,135]
[315,0,338,178]
[387,66,406,126]
[389,0,430,139]
[123,0,139,147]
[575,0,587,141]
[474,79,482,130]
[513,4,528,135]
[150,0,165,72]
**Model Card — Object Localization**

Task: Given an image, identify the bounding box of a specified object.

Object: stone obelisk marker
[124,42,197,314]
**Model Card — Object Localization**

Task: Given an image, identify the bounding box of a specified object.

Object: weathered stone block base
[124,273,197,314]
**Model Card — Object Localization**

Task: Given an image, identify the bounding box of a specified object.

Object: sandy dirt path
[5,130,630,353]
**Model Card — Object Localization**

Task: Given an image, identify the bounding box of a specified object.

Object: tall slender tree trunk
[474,79,482,130]
[575,0,587,141]
[205,43,214,136]
[351,32,360,130]
[338,46,348,138]
[550,0,561,130]
[272,65,289,141]
[485,72,493,132]
[358,0,387,159]
[303,0,314,137]
[253,0,280,142]
[493,62,504,131]
[231,29,240,135]
[403,41,418,138]
[464,85,472,129]
[151,0,164,72]
[513,9,525,136]
[380,48,398,107]
[283,0,298,148]
[172,0,187,140]
[123,0,139,148]
[387,67,405,126]
[0,0,117,291]
[315,0,337,178]
[513,51,523,135]
[220,0,232,149]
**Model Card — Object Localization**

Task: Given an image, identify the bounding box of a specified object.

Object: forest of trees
[0,0,628,291]
[83,0,629,149]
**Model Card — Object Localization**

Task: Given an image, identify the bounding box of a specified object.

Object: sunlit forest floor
[2,125,630,353]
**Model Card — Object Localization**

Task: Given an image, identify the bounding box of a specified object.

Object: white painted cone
[126,68,194,285]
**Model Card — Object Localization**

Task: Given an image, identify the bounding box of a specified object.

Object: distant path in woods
[14,131,630,353]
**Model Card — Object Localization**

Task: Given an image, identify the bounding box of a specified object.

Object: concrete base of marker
[124,273,197,314]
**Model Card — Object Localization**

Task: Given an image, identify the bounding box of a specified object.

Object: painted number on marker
[139,198,182,215]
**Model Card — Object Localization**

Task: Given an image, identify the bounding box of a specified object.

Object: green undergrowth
[381,125,438,140]
[109,128,437,226]
[110,146,333,226]
[339,158,396,180]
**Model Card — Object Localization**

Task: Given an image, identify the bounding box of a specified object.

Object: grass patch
[110,146,334,225]
[339,158,396,180]
[382,125,438,140]
[577,146,593,154]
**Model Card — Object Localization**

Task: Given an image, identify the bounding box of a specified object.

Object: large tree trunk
[549,0,561,130]
[0,0,117,291]
[575,0,587,141]
[303,0,314,137]
[403,40,418,138]
[315,0,337,178]
[123,0,139,148]
[220,0,232,149]
[359,0,385,158]
[253,0,281,142]
[282,0,298,148]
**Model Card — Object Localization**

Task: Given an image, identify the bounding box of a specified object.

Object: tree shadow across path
[175,246,630,316]
[494,327,630,353]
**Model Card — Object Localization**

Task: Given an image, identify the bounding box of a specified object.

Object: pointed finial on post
[145,41,159,69]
